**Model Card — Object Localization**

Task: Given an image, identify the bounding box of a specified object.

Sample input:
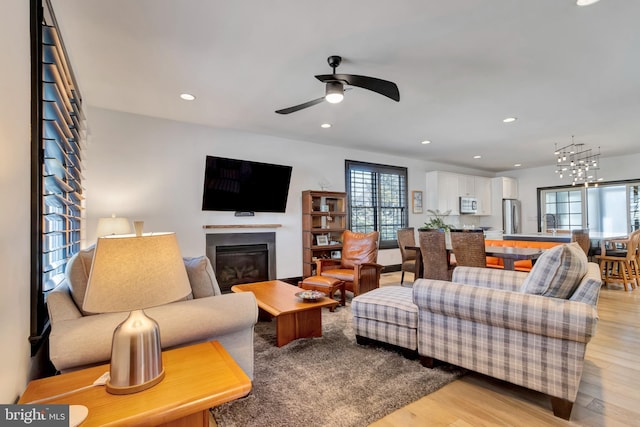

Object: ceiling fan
[275,55,400,114]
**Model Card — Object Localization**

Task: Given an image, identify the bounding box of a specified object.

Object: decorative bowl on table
[295,290,325,302]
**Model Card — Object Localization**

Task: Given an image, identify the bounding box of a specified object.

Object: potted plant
[420,209,453,231]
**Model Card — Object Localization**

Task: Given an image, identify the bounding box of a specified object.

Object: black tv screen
[202,156,293,213]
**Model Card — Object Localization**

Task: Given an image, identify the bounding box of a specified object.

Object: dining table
[484,246,543,271]
[407,244,544,278]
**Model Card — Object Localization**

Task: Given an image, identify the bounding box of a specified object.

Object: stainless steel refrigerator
[503,199,521,234]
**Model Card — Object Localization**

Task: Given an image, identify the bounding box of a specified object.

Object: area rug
[211,298,464,427]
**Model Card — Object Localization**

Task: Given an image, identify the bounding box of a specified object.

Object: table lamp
[83,229,191,394]
[95,214,131,237]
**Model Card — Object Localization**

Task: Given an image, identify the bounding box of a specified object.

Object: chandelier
[554,136,603,187]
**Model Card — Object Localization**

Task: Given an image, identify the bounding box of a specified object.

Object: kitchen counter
[503,233,571,242]
[503,231,628,244]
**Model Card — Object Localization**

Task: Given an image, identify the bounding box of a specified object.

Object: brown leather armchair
[316,230,383,296]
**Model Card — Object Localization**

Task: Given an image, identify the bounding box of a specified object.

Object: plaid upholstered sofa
[413,242,601,420]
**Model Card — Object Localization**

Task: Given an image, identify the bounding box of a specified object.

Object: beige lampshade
[96,215,131,237]
[83,232,191,313]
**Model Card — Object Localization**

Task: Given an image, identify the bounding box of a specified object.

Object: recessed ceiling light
[421,140,432,145]
[514,163,522,167]
[179,93,196,101]
[321,123,331,128]
[576,0,600,6]
[503,117,517,123]
[473,155,482,159]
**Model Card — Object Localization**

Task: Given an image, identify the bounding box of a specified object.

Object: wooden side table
[19,341,252,427]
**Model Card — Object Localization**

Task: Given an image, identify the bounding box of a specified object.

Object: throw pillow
[183,256,222,298]
[65,245,96,315]
[520,242,588,299]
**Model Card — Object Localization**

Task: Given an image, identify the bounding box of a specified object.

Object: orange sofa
[485,240,563,272]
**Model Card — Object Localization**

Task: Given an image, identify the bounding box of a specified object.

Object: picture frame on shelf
[412,190,423,214]
[316,235,329,246]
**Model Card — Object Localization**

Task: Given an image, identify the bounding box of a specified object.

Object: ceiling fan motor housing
[327,55,342,69]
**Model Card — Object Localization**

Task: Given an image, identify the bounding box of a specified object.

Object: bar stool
[596,230,640,291]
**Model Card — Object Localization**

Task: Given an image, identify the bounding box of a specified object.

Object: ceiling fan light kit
[325,81,344,103]
[576,0,600,6]
[275,55,400,114]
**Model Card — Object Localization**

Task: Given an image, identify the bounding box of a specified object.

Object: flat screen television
[202,155,293,213]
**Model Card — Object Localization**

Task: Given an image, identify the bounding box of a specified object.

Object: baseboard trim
[382,264,401,273]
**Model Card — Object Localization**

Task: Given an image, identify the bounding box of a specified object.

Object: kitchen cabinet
[426,171,492,216]
[426,171,460,215]
[459,175,476,196]
[500,177,519,199]
[475,176,492,215]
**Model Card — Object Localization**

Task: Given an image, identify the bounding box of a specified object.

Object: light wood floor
[211,273,638,426]
[372,272,640,427]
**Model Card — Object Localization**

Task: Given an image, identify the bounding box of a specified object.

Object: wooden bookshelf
[301,190,347,277]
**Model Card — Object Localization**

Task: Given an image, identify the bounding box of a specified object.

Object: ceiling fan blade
[275,96,326,114]
[316,74,400,102]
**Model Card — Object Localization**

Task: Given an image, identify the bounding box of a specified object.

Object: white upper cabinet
[475,176,492,215]
[500,177,519,199]
[426,171,460,215]
[426,171,493,216]
[459,175,475,196]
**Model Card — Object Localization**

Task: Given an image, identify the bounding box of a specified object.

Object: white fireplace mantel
[203,224,282,230]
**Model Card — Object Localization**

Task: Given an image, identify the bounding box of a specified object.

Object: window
[345,160,408,249]
[30,0,85,352]
[542,189,584,231]
[539,180,640,234]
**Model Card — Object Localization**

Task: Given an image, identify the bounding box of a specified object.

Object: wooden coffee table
[232,280,339,347]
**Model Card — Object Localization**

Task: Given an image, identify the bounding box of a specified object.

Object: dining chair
[570,229,591,257]
[396,227,417,285]
[596,229,640,291]
[545,213,557,233]
[418,229,453,281]
[449,229,487,268]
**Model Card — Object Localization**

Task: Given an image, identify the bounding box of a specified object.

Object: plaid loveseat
[413,261,601,420]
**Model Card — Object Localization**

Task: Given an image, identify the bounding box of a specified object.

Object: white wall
[0,0,32,403]
[501,152,640,233]
[84,107,488,275]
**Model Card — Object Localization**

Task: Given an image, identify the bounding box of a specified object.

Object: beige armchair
[47,249,258,378]
[316,230,383,296]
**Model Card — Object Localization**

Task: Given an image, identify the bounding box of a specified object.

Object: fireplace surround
[206,232,276,293]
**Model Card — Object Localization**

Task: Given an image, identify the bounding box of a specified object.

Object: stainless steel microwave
[460,197,478,214]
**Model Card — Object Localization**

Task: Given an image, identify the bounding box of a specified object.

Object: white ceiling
[51,0,640,172]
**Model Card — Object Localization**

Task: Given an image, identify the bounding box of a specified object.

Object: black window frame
[537,178,640,234]
[30,0,85,354]
[345,160,408,249]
